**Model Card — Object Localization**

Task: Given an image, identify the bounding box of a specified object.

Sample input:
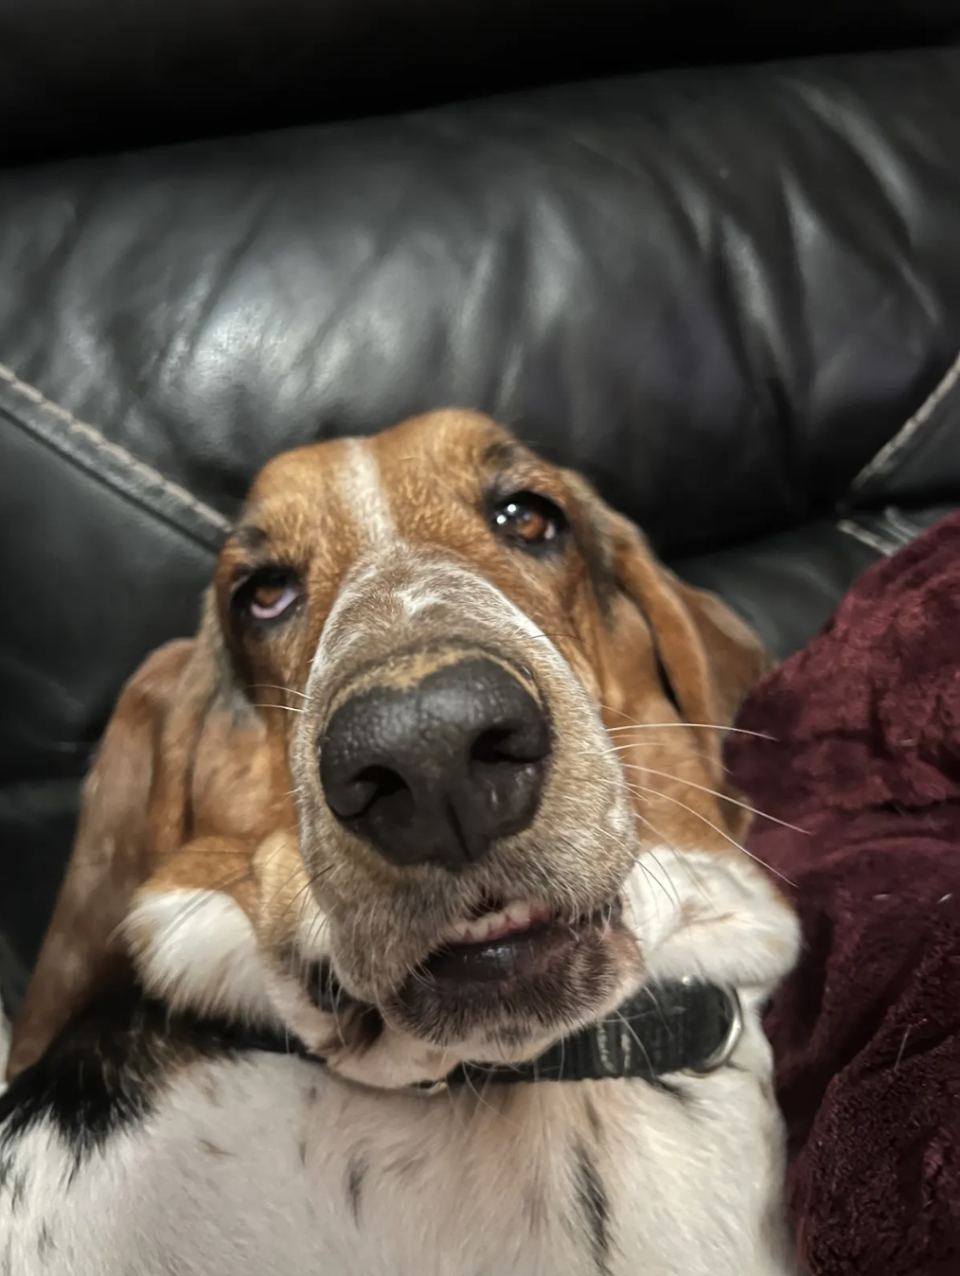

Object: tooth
[505,902,532,928]
[440,901,552,947]
[484,911,506,938]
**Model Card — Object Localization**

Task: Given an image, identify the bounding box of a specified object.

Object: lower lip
[423,903,622,984]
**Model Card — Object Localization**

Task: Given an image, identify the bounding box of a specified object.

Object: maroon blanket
[728,514,960,1276]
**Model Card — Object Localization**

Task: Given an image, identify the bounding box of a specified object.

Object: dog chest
[1,1048,795,1276]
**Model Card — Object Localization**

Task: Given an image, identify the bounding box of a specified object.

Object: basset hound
[0,410,800,1276]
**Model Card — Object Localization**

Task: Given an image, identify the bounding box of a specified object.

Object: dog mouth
[423,898,624,984]
[309,893,633,1058]
[381,893,632,1051]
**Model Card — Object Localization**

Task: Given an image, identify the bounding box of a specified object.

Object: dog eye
[491,492,568,552]
[232,567,303,626]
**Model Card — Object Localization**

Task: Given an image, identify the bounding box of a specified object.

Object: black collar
[441,979,741,1091]
[238,979,741,1090]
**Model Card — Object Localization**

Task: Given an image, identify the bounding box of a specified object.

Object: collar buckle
[683,984,743,1076]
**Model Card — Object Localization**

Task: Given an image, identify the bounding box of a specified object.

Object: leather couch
[2,0,960,1029]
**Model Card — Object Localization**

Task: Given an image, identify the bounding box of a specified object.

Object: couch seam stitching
[850,346,960,491]
[0,361,231,534]
[883,506,924,542]
[835,518,897,557]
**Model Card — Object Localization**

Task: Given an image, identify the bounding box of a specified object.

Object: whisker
[604,721,776,740]
[460,1064,505,1118]
[624,782,797,888]
[110,865,255,951]
[601,732,735,776]
[618,763,806,833]
[248,684,312,701]
[629,814,691,911]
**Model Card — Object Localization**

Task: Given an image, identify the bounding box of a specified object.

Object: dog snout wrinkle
[319,656,550,868]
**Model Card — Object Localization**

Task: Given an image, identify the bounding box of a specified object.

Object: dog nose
[319,655,551,868]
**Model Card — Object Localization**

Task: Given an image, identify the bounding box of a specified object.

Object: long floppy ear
[8,591,299,1083]
[6,633,218,1080]
[609,515,770,846]
[608,511,769,753]
[1,592,271,1082]
[624,547,770,735]
[565,473,770,830]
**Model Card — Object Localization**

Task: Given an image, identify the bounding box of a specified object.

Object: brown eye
[231,566,303,627]
[492,492,568,553]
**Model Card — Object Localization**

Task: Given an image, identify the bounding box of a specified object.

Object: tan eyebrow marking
[225,525,270,557]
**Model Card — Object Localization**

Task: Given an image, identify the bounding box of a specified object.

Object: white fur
[338,440,395,543]
[0,971,795,1276]
[2,848,800,1276]
[126,889,279,1025]
[126,888,337,1054]
[628,847,799,989]
[393,583,445,617]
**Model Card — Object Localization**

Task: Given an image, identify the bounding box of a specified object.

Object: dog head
[8,411,798,1087]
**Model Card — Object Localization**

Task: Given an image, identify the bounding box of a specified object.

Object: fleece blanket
[728,513,960,1276]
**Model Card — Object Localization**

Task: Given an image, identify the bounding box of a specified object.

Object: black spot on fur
[0,986,303,1173]
[0,1152,12,1196]
[37,1222,56,1261]
[346,1156,368,1224]
[307,1083,318,1104]
[583,1095,603,1140]
[305,959,364,1016]
[10,1169,27,1212]
[574,1142,612,1276]
[198,1138,233,1159]
[523,1184,547,1233]
[298,1138,308,1167]
[199,1079,222,1106]
[390,1152,427,1182]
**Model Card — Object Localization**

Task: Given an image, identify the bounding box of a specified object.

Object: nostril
[358,765,408,804]
[324,762,413,823]
[470,726,521,767]
[470,703,552,770]
[355,766,416,826]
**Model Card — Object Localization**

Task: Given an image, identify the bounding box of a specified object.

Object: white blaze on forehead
[336,438,395,544]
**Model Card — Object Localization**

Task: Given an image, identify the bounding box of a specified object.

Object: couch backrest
[1,0,959,163]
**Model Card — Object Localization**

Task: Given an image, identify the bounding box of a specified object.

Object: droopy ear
[608,512,769,734]
[564,470,770,777]
[660,568,772,730]
[6,636,212,1080]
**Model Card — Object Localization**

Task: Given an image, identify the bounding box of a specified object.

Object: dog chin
[311,908,643,1089]
[384,905,641,1061]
